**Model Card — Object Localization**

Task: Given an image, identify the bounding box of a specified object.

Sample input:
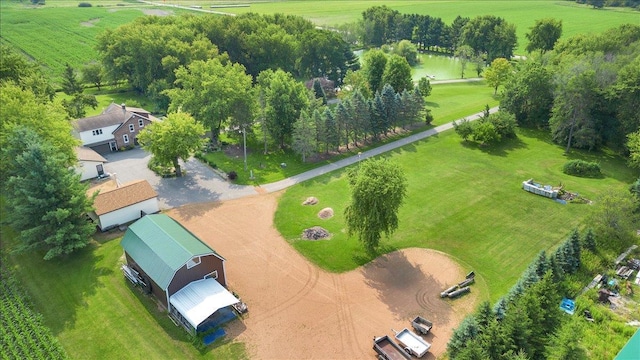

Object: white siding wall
[79,124,120,145]
[77,160,104,181]
[98,198,160,230]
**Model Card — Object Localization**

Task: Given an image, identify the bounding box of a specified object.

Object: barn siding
[125,253,166,308]
[167,254,226,299]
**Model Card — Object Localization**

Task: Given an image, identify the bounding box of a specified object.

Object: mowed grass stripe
[274,128,636,302]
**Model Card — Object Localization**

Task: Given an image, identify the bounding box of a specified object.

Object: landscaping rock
[318,207,334,219]
[302,197,318,205]
[302,226,330,240]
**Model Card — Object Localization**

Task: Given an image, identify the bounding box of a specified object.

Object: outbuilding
[75,146,107,181]
[120,214,238,334]
[89,179,159,231]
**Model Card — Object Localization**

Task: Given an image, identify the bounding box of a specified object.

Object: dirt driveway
[168,193,478,359]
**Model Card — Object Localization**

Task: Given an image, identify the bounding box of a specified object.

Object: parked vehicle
[411,316,433,335]
[373,335,411,360]
[393,328,431,358]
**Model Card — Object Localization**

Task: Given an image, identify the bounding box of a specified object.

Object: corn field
[0,267,67,360]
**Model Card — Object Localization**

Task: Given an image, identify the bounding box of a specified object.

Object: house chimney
[112,173,121,188]
[121,103,126,116]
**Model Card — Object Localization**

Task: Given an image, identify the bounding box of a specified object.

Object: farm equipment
[373,335,411,360]
[411,316,433,335]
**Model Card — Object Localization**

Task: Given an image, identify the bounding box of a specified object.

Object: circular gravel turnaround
[168,193,478,359]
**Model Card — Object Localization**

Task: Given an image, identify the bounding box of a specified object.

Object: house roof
[93,180,158,216]
[75,146,107,163]
[73,103,153,133]
[169,278,239,329]
[120,214,222,290]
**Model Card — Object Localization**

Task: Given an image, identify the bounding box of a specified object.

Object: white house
[72,103,157,155]
[89,179,160,231]
[75,146,107,181]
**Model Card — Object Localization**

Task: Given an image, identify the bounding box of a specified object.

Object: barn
[120,214,239,334]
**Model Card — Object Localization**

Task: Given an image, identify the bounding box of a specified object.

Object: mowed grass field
[274,128,637,302]
[0,227,247,359]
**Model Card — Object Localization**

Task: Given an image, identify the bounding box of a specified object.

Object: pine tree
[334,101,351,150]
[380,84,398,134]
[582,228,596,252]
[350,90,370,144]
[292,111,317,162]
[448,315,480,358]
[4,127,95,260]
[322,107,339,153]
[568,229,581,272]
[312,78,327,105]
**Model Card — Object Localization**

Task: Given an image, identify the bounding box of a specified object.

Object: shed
[120,214,236,334]
[75,146,107,181]
[89,179,159,231]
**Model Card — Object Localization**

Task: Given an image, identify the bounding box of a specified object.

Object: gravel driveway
[102,148,258,210]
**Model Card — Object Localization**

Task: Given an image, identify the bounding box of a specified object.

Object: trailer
[393,328,431,358]
[411,316,433,335]
[373,335,411,360]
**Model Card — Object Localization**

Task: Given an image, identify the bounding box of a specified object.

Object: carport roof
[170,278,239,329]
[120,214,223,290]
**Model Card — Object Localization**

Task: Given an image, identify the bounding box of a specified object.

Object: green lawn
[273,128,637,302]
[428,81,499,126]
[0,231,247,359]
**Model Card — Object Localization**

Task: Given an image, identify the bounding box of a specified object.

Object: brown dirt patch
[318,207,333,219]
[168,194,478,359]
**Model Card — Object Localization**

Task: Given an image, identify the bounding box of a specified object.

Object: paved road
[104,107,497,209]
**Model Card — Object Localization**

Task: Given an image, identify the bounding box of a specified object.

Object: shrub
[227,171,237,180]
[78,2,92,6]
[562,160,601,177]
[453,119,474,141]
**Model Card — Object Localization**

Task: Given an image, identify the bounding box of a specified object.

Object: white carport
[169,278,239,331]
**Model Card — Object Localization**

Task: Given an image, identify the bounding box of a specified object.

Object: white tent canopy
[169,278,239,329]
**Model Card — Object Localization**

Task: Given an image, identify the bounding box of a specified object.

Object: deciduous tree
[455,45,474,79]
[382,54,413,93]
[167,58,255,145]
[362,49,387,93]
[137,112,206,177]
[626,130,640,169]
[483,58,513,95]
[526,18,562,54]
[344,158,407,252]
[3,127,95,260]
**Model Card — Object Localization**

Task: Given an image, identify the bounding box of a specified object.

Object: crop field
[274,128,637,302]
[2,0,637,82]
[0,2,176,82]
[0,265,67,360]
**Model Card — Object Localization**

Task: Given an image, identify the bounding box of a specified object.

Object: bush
[227,171,237,180]
[78,2,92,6]
[562,160,601,177]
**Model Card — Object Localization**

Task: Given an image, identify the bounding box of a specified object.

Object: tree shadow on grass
[360,249,454,324]
[10,242,111,336]
[460,136,528,157]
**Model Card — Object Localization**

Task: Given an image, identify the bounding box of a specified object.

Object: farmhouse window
[138,119,144,127]
[92,129,103,136]
[204,270,218,280]
[129,124,135,132]
[186,256,201,269]
[123,134,129,144]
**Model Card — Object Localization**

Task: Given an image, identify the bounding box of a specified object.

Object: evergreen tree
[568,229,581,271]
[380,84,398,134]
[322,107,339,153]
[582,228,596,252]
[448,315,480,358]
[350,89,370,144]
[334,101,351,150]
[312,78,327,105]
[4,127,95,260]
[292,111,317,162]
[60,63,98,118]
[370,93,386,140]
[312,108,325,152]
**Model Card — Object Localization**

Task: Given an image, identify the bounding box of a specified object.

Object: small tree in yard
[137,112,205,177]
[453,119,474,141]
[344,158,408,252]
[484,58,512,95]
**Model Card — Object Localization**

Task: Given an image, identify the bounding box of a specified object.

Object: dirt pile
[302,197,318,205]
[318,207,334,219]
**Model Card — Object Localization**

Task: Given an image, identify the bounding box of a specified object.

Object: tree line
[500,24,640,157]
